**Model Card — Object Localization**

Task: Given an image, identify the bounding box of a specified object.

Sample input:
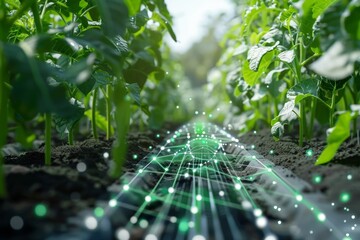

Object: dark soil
[1,123,359,239]
[239,128,360,215]
[0,128,170,240]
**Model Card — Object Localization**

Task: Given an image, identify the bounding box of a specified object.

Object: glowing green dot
[156,134,160,138]
[269,150,274,154]
[34,204,47,217]
[313,175,322,184]
[179,220,188,232]
[94,207,104,218]
[340,192,351,203]
[133,154,138,159]
[306,149,313,157]
[317,212,326,222]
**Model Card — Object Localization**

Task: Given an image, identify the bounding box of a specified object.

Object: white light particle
[196,195,202,201]
[192,235,206,240]
[254,209,262,217]
[123,185,129,191]
[235,184,241,190]
[219,191,225,197]
[184,173,189,178]
[10,216,24,230]
[109,199,117,207]
[242,201,252,209]
[130,216,138,224]
[161,146,165,150]
[168,187,175,194]
[278,220,282,225]
[191,206,198,214]
[103,152,109,158]
[264,235,277,240]
[144,234,157,240]
[85,216,98,230]
[170,216,177,223]
[352,215,356,219]
[296,195,303,202]
[116,228,130,240]
[76,162,87,172]
[145,195,151,202]
[256,217,268,228]
[318,213,326,222]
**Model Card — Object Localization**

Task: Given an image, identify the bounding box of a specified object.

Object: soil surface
[0,127,171,240]
[1,123,359,239]
[238,128,360,216]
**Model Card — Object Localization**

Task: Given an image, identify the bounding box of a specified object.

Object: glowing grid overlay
[88,122,358,240]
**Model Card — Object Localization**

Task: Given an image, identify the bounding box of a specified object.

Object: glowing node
[340,192,351,203]
[278,220,282,225]
[139,219,149,228]
[192,235,206,240]
[145,195,151,202]
[116,228,130,240]
[152,157,157,161]
[123,185,129,191]
[313,175,322,184]
[256,217,268,228]
[170,216,177,223]
[219,191,225,197]
[161,146,165,150]
[139,169,144,173]
[34,204,47,217]
[179,220,189,232]
[242,201,252,210]
[264,235,277,240]
[144,234,157,240]
[94,207,104,218]
[77,162,87,172]
[251,145,255,149]
[10,216,24,230]
[85,216,98,230]
[196,194,202,201]
[168,187,175,194]
[254,209,262,217]
[109,199,117,207]
[184,173,190,178]
[235,183,241,190]
[306,149,313,157]
[347,174,353,180]
[191,206,198,214]
[133,154,138,160]
[296,195,303,202]
[130,216,138,224]
[103,152,109,159]
[318,213,326,222]
[188,221,195,228]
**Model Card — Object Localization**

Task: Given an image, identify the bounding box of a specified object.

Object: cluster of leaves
[0,0,181,197]
[209,0,360,165]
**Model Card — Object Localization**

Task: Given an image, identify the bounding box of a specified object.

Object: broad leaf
[278,50,295,63]
[316,112,352,165]
[247,42,279,71]
[94,0,129,37]
[341,0,360,40]
[243,51,274,86]
[310,40,360,80]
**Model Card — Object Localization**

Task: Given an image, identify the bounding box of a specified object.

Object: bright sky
[165,0,233,53]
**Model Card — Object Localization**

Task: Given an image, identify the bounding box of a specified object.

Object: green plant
[210,0,360,163]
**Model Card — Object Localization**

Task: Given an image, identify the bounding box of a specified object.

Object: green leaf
[152,12,177,42]
[247,42,279,71]
[124,58,156,88]
[127,83,141,106]
[243,51,274,86]
[301,0,339,37]
[310,40,360,80]
[287,78,318,100]
[271,122,284,140]
[84,109,114,135]
[341,0,360,40]
[124,0,141,16]
[316,112,352,165]
[94,0,129,37]
[278,50,295,63]
[53,99,85,138]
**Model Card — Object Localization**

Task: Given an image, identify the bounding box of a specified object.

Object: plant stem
[111,81,130,178]
[45,113,51,166]
[308,98,317,138]
[299,103,305,147]
[0,42,8,198]
[92,88,98,139]
[106,85,112,140]
[329,88,336,128]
